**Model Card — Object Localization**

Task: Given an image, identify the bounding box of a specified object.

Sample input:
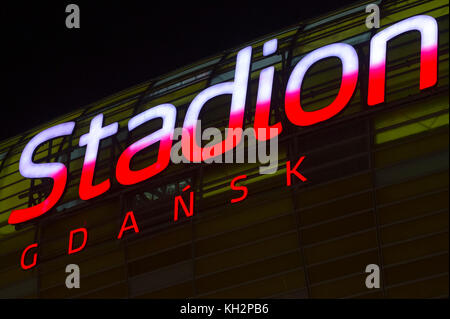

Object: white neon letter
[182,46,252,161]
[368,15,438,105]
[255,38,282,140]
[78,113,118,200]
[8,122,75,224]
[286,43,359,126]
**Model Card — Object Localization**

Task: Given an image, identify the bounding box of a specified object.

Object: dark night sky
[0,0,354,140]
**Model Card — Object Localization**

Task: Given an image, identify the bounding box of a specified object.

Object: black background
[1,0,352,140]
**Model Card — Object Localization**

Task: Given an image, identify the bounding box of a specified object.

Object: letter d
[68,228,88,255]
[182,46,252,161]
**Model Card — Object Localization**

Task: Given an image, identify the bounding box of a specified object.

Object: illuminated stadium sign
[8,14,438,228]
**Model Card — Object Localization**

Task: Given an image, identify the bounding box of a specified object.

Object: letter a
[365,264,380,289]
[65,264,80,289]
[118,211,140,239]
[65,4,80,29]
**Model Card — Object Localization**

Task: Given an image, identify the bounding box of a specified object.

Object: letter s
[230,175,248,203]
[8,122,75,224]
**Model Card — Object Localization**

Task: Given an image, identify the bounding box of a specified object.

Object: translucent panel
[196,232,299,276]
[299,191,373,225]
[154,56,221,87]
[245,27,298,53]
[22,110,84,141]
[195,213,296,257]
[304,1,379,31]
[381,210,448,244]
[376,170,448,204]
[378,190,448,225]
[151,71,211,96]
[195,192,293,239]
[311,272,374,298]
[0,136,22,154]
[135,281,193,298]
[305,230,377,265]
[129,260,192,297]
[0,227,35,257]
[81,282,128,298]
[383,232,448,265]
[0,277,37,298]
[128,244,192,277]
[0,266,36,291]
[202,269,306,298]
[195,251,303,295]
[384,253,448,287]
[376,114,448,144]
[308,250,378,285]
[143,80,207,108]
[293,21,368,56]
[380,0,449,26]
[85,82,149,114]
[375,130,449,168]
[375,150,448,186]
[386,273,448,298]
[295,173,372,208]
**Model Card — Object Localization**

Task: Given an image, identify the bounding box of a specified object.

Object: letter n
[368,15,438,105]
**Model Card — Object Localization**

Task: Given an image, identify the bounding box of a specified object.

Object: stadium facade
[0,0,448,298]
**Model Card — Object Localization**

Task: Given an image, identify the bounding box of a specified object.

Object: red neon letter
[118,211,140,239]
[116,104,176,185]
[285,43,358,126]
[368,15,438,105]
[230,175,248,203]
[68,228,88,255]
[174,185,194,221]
[79,113,118,200]
[21,243,38,270]
[286,156,307,186]
[8,122,75,224]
